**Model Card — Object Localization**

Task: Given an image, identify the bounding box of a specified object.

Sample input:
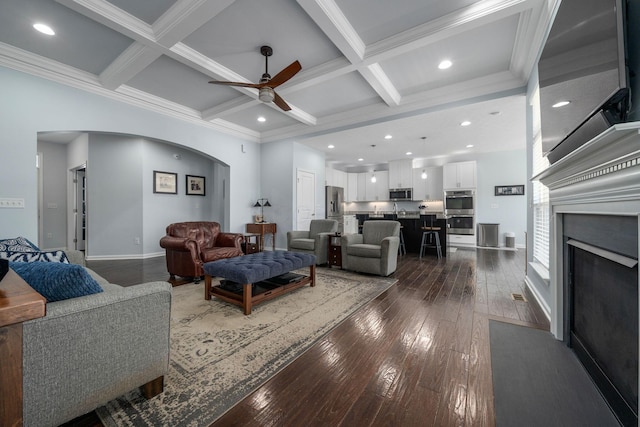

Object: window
[531,86,550,268]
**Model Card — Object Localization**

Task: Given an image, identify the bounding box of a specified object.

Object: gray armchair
[287,219,338,264]
[341,220,401,276]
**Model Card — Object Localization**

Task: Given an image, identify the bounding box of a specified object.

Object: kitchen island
[353,212,447,257]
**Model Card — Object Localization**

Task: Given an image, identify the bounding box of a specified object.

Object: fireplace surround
[535,122,640,425]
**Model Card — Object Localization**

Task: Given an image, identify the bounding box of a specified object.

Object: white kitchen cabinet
[443,161,476,189]
[346,173,358,202]
[343,215,358,234]
[364,170,389,201]
[376,171,389,201]
[388,159,413,189]
[334,170,347,190]
[412,167,443,200]
[356,172,367,201]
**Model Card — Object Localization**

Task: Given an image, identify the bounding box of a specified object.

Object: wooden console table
[0,269,46,427]
[246,222,277,251]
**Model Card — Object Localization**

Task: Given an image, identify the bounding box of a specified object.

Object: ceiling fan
[208,45,301,111]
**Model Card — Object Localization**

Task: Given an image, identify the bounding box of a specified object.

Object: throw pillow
[10,261,103,303]
[0,250,70,263]
[0,236,40,252]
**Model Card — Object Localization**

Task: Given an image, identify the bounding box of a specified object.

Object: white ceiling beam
[509,0,553,82]
[99,43,161,90]
[296,0,401,107]
[296,0,365,63]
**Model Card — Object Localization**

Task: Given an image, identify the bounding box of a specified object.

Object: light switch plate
[0,198,25,208]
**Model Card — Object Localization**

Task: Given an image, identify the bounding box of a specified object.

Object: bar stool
[419,217,442,259]
[398,225,406,256]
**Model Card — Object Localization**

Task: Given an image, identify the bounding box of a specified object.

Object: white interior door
[296,170,315,230]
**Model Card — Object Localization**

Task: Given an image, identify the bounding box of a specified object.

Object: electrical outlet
[134,237,141,245]
[0,198,25,208]
[491,203,499,209]
[46,233,53,239]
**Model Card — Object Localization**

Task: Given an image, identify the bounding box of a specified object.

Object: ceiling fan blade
[273,91,292,111]
[208,80,261,88]
[266,60,301,88]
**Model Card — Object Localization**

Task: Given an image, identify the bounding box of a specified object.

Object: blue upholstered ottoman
[203,250,316,314]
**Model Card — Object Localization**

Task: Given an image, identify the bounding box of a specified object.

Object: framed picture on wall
[186,175,206,196]
[495,185,525,196]
[153,171,177,194]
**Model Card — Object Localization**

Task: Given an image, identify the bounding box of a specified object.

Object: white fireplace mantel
[533,122,640,340]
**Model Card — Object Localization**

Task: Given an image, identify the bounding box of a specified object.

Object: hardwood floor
[67,247,548,427]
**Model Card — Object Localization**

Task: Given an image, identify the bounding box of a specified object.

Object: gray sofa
[21,250,172,427]
[341,220,401,276]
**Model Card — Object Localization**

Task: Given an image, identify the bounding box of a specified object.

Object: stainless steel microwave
[389,188,412,200]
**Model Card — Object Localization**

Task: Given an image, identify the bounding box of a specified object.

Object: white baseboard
[85,252,164,261]
[524,275,551,322]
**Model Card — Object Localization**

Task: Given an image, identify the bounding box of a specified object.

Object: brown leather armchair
[159,221,243,283]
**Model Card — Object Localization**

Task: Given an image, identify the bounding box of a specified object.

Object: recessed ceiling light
[406,152,412,156]
[328,144,335,149]
[460,121,471,127]
[33,23,55,36]
[552,101,571,108]
[438,60,452,70]
[358,158,364,162]
[384,134,392,140]
[257,116,266,122]
[466,144,474,148]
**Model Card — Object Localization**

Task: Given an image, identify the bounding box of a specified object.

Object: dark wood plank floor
[65,247,548,427]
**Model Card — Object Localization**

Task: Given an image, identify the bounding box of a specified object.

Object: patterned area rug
[97,268,396,426]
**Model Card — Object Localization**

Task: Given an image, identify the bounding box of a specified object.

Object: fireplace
[535,123,640,425]
[564,214,638,425]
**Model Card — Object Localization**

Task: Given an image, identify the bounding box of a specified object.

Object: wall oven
[447,215,474,235]
[444,190,474,215]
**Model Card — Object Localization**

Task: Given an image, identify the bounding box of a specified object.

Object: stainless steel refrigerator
[325,186,344,233]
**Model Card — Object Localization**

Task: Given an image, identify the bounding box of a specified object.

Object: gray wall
[475,149,527,247]
[0,66,260,246]
[261,140,326,250]
[37,141,68,249]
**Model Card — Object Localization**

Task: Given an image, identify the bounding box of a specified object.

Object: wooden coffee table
[203,251,316,315]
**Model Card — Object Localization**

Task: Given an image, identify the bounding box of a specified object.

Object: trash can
[477,223,499,247]
[505,232,515,248]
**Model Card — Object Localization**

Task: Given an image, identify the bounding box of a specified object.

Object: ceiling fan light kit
[259,87,275,103]
[208,45,300,112]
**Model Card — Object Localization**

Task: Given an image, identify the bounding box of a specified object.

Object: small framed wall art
[153,171,177,194]
[495,185,525,196]
[186,175,206,196]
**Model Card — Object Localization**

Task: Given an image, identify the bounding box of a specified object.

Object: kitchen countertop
[347,211,447,219]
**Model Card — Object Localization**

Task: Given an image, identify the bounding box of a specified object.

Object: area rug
[489,320,618,427]
[97,268,396,427]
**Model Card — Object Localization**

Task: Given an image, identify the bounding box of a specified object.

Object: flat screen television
[539,0,631,163]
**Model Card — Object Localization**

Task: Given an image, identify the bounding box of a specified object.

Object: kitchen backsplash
[345,200,443,213]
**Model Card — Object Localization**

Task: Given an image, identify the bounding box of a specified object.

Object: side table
[242,233,260,254]
[328,234,342,268]
[246,222,277,251]
[0,269,46,426]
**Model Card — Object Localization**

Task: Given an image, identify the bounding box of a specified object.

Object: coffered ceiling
[0,0,554,167]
